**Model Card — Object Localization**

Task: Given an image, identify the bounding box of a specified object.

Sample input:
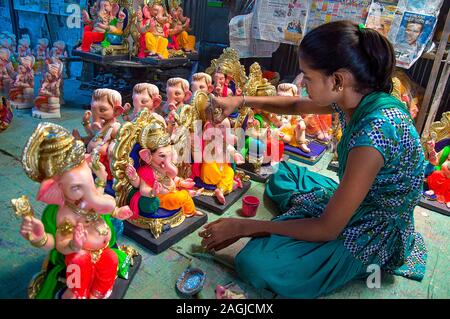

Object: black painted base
[72,49,130,63]
[132,56,190,68]
[193,181,252,215]
[110,254,142,299]
[418,197,450,217]
[237,163,271,183]
[123,214,208,254]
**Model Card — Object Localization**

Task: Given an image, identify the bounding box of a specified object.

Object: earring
[338,86,343,91]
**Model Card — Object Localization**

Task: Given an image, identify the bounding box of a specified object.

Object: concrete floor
[0,79,449,299]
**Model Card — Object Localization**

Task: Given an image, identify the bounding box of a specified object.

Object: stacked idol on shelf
[0,32,67,119]
[72,0,198,65]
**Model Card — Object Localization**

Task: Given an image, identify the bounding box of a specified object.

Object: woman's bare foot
[215,188,226,205]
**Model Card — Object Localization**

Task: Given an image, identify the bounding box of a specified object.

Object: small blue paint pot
[176,268,206,296]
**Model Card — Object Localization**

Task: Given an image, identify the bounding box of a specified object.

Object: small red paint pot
[241,195,260,217]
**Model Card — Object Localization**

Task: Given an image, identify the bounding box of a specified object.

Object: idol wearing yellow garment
[145,33,169,59]
[158,190,196,217]
[177,31,195,52]
[201,162,234,194]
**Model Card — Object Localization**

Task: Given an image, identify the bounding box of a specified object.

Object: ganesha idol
[17,34,32,58]
[293,73,332,143]
[33,58,64,119]
[185,91,250,212]
[112,110,205,242]
[12,123,138,299]
[78,0,129,56]
[167,0,196,53]
[9,55,35,109]
[134,0,170,59]
[229,63,285,180]
[73,89,126,196]
[0,48,15,95]
[0,96,13,133]
[421,112,450,212]
[34,38,50,74]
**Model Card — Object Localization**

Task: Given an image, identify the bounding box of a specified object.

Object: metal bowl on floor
[176,267,206,296]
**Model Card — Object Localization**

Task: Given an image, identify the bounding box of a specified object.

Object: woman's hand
[198,218,245,251]
[211,95,243,123]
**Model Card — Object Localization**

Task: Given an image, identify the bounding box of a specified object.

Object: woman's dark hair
[299,20,395,93]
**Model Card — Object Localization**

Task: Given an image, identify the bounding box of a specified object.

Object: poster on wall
[0,0,13,33]
[250,0,309,45]
[306,0,372,32]
[13,0,50,14]
[365,0,399,37]
[392,11,437,68]
[367,0,445,69]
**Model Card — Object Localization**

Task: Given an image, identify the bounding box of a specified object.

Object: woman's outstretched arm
[213,95,333,123]
[199,146,384,251]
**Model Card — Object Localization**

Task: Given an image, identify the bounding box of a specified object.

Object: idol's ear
[114,104,126,116]
[139,149,152,164]
[111,3,120,17]
[152,95,162,108]
[143,5,151,18]
[36,178,64,206]
[183,90,193,103]
[207,84,214,94]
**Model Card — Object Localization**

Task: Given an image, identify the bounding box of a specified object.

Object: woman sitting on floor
[198,21,427,298]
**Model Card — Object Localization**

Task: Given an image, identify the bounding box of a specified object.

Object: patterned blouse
[282,103,427,281]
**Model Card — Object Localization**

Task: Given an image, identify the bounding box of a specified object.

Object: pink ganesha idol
[9,55,35,109]
[122,82,164,123]
[33,58,64,119]
[14,122,134,299]
[73,89,126,185]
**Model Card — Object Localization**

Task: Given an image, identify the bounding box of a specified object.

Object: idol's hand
[113,206,133,220]
[20,216,45,242]
[87,155,108,182]
[71,223,88,252]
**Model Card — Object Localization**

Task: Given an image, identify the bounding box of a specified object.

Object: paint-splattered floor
[0,79,448,299]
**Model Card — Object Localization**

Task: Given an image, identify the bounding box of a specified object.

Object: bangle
[238,94,246,111]
[95,178,106,188]
[30,233,48,248]
[111,208,118,218]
